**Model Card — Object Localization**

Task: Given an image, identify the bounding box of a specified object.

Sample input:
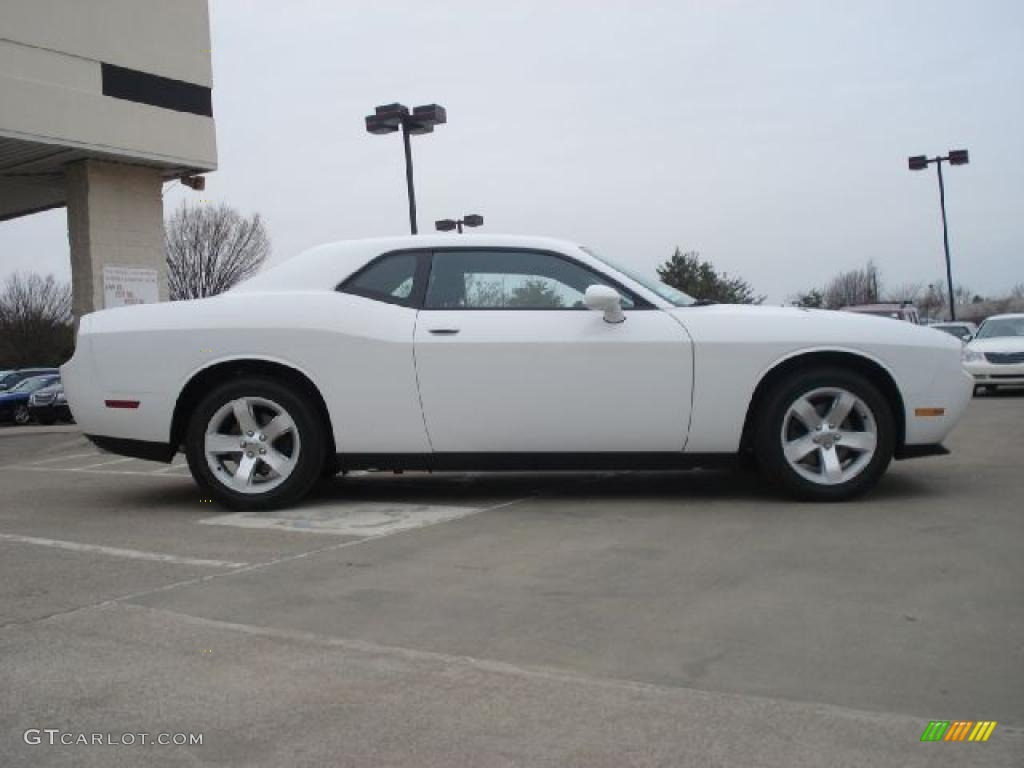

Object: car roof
[843,303,915,311]
[233,234,586,294]
[982,313,1024,321]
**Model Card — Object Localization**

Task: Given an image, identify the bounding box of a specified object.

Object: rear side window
[340,252,422,307]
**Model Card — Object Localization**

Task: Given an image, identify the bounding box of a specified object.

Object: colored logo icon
[921,721,997,742]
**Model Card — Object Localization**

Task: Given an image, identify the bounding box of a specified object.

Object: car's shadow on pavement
[107,463,942,513]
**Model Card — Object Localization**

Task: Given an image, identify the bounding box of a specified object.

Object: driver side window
[424,250,634,310]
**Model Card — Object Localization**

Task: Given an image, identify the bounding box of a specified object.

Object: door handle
[428,328,460,335]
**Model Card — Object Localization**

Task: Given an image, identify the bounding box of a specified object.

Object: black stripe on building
[101,63,212,117]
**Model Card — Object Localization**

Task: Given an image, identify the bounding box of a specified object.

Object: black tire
[13,404,31,425]
[184,376,326,511]
[754,367,896,502]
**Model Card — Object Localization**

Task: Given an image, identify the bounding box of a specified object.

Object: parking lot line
[152,461,190,474]
[0,532,248,568]
[0,464,189,479]
[25,451,102,465]
[71,456,139,470]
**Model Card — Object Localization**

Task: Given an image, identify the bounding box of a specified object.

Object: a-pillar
[65,159,166,318]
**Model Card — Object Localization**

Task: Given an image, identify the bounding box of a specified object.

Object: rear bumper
[28,403,73,421]
[86,435,175,463]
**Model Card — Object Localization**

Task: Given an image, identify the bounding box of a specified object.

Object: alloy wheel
[204,396,301,494]
[780,387,878,486]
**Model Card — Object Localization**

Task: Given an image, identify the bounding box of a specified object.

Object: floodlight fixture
[364,102,447,233]
[435,214,484,233]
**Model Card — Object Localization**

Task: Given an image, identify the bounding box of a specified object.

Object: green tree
[657,248,764,304]
[792,289,824,308]
[508,278,565,308]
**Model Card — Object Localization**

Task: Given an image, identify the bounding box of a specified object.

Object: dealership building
[0,0,217,316]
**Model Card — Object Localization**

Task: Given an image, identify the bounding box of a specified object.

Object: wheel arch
[170,357,336,458]
[739,349,906,455]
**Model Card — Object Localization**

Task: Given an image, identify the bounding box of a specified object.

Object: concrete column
[65,159,166,317]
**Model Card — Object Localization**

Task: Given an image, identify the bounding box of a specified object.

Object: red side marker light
[105,400,140,409]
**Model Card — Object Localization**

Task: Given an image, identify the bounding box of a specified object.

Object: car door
[413,248,693,453]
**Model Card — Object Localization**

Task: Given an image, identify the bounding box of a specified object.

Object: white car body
[62,235,972,504]
[962,314,1024,389]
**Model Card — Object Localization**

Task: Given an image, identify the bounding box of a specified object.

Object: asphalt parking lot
[1,393,1022,767]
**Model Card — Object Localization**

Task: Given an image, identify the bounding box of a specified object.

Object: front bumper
[964,360,1024,387]
[894,443,950,460]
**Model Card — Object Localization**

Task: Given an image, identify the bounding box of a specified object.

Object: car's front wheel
[754,368,895,501]
[184,376,326,511]
[13,404,30,425]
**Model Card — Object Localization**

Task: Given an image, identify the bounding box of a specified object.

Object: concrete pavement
[1,392,1022,766]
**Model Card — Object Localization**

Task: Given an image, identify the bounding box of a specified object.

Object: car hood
[966,336,1024,353]
[668,304,960,351]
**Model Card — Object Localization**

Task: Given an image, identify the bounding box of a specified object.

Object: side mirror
[584,285,625,324]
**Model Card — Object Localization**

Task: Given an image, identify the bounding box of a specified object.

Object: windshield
[10,376,58,393]
[977,317,1024,339]
[935,325,970,339]
[581,247,695,307]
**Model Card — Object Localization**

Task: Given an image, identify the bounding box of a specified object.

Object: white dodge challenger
[62,235,973,510]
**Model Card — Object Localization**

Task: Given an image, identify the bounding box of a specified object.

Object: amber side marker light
[105,400,140,409]
[915,408,946,417]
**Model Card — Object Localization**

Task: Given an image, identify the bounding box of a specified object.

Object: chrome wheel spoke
[820,446,843,484]
[260,448,291,476]
[784,435,818,463]
[837,430,876,454]
[827,392,856,427]
[233,453,258,487]
[262,413,295,442]
[791,397,821,429]
[205,433,242,454]
[232,399,258,435]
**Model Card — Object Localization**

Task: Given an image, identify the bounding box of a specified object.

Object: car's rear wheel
[14,404,30,425]
[755,368,895,501]
[185,376,325,511]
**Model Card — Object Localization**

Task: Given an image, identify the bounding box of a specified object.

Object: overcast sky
[2,0,1022,303]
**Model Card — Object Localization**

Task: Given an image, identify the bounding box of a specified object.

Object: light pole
[365,103,447,235]
[908,149,969,320]
[435,214,484,234]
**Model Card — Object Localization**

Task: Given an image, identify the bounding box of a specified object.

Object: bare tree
[0,273,73,367]
[884,281,924,304]
[821,261,881,309]
[165,202,270,300]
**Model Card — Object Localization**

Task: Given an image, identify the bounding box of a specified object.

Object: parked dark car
[0,375,61,425]
[28,381,74,425]
[0,368,59,392]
